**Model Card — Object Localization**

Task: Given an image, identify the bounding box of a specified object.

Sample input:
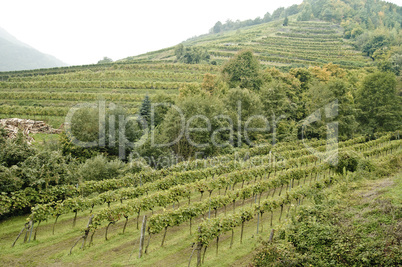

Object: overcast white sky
[1,0,401,66]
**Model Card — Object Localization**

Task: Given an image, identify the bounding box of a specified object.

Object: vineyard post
[208,198,211,219]
[269,229,275,243]
[270,211,273,227]
[286,200,292,218]
[230,229,234,248]
[138,215,147,259]
[256,196,260,234]
[53,215,60,235]
[260,212,264,233]
[33,221,41,241]
[161,226,168,247]
[28,216,34,242]
[12,222,29,247]
[73,210,78,227]
[240,221,245,244]
[216,236,219,255]
[196,227,203,266]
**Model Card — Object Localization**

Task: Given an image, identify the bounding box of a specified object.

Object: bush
[19,150,78,189]
[0,132,36,167]
[333,150,360,174]
[0,165,22,193]
[78,155,124,181]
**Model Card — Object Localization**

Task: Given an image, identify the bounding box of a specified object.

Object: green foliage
[174,44,210,64]
[333,150,360,174]
[357,71,401,133]
[254,175,402,266]
[297,3,313,21]
[221,50,263,90]
[283,17,289,26]
[225,88,265,145]
[212,21,223,34]
[159,95,231,158]
[139,95,151,127]
[63,106,145,158]
[362,34,390,61]
[19,150,78,189]
[59,131,97,161]
[0,132,35,167]
[97,57,113,64]
[0,165,22,193]
[378,53,402,75]
[79,154,124,182]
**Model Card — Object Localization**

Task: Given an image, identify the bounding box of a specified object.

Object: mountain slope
[121,17,370,69]
[0,27,66,71]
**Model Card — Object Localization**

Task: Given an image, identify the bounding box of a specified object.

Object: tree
[201,73,217,95]
[212,21,223,34]
[221,50,263,90]
[97,57,113,64]
[272,7,285,20]
[63,106,144,159]
[174,44,184,59]
[263,12,272,22]
[159,96,230,158]
[140,95,152,127]
[362,34,390,61]
[357,72,401,133]
[297,3,313,21]
[283,17,289,26]
[225,88,265,146]
[175,46,210,64]
[285,4,300,16]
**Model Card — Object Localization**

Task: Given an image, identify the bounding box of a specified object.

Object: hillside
[0,27,66,71]
[0,0,401,266]
[123,18,370,69]
[0,17,375,128]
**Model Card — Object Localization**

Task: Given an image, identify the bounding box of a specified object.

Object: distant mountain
[0,27,66,71]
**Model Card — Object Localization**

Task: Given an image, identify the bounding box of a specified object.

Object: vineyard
[0,63,219,127]
[0,0,401,264]
[127,19,370,68]
[0,16,372,129]
[0,132,400,266]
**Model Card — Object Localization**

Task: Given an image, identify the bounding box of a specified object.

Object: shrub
[333,150,360,174]
[78,154,124,181]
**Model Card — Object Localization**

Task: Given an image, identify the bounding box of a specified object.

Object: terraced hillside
[125,18,370,68]
[0,17,372,129]
[0,63,219,127]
